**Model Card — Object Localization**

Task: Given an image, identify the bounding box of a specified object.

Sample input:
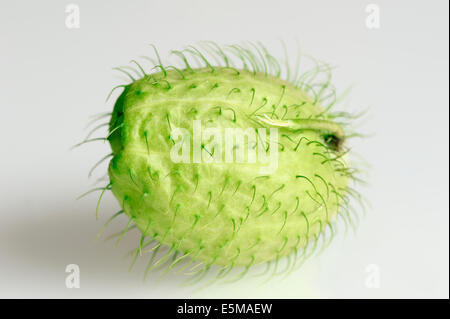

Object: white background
[0,0,448,298]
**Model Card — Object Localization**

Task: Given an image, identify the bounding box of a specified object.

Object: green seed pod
[87,43,362,280]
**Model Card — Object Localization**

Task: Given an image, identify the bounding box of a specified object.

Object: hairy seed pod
[88,43,362,279]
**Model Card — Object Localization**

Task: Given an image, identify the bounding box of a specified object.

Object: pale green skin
[108,67,349,267]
